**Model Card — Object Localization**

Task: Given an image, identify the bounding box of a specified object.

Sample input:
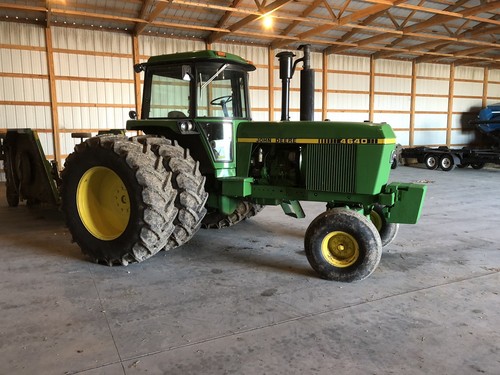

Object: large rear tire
[305,208,382,282]
[61,135,177,265]
[132,136,208,249]
[201,201,263,229]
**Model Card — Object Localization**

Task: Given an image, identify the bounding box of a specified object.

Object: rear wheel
[304,208,382,282]
[202,201,263,229]
[439,153,455,171]
[369,204,399,247]
[61,135,177,265]
[424,154,438,170]
[133,136,208,249]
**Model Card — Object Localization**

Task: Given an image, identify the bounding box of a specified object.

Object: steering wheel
[210,95,233,106]
[210,95,233,117]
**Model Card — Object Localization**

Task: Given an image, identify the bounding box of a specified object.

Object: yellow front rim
[370,210,383,232]
[77,167,130,241]
[321,231,360,268]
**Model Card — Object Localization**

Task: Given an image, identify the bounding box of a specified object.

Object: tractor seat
[168,110,187,118]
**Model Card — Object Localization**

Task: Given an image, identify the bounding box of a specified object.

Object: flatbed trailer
[401,146,500,171]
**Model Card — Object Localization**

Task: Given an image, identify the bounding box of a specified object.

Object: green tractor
[5,46,427,282]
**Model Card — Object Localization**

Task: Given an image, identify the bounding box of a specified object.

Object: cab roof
[146,50,256,71]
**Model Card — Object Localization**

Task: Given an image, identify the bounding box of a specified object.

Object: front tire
[369,204,399,247]
[304,208,382,282]
[61,135,177,265]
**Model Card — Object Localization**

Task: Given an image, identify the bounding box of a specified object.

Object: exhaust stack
[276,44,314,122]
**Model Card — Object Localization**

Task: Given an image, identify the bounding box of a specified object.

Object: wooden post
[409,61,416,147]
[482,67,489,108]
[446,63,455,147]
[369,55,375,122]
[322,51,328,121]
[44,27,61,167]
[268,46,274,121]
[132,34,142,119]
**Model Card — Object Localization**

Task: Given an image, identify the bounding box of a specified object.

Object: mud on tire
[202,200,263,229]
[132,136,208,249]
[61,135,177,265]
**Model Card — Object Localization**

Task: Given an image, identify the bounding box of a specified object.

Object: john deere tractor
[5,45,426,282]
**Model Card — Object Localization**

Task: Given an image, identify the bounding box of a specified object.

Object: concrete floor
[0,165,499,375]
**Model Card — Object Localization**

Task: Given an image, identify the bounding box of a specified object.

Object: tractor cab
[128,51,255,167]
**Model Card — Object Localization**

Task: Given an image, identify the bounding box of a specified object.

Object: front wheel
[304,208,382,282]
[369,204,399,247]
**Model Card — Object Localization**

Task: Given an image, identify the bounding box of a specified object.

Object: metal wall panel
[373,113,410,128]
[414,114,448,129]
[417,63,450,79]
[140,35,205,57]
[416,79,449,95]
[455,66,484,81]
[376,59,412,76]
[454,81,483,97]
[0,22,45,47]
[52,27,132,54]
[330,54,370,72]
[413,130,447,145]
[329,73,369,91]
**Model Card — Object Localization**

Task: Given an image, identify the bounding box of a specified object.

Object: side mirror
[182,65,193,81]
[129,110,137,120]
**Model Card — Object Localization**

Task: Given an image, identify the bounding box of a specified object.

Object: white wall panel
[451,114,473,129]
[375,95,410,111]
[329,73,369,91]
[140,36,204,57]
[375,59,412,75]
[53,53,133,79]
[414,130,446,145]
[52,27,131,54]
[0,105,51,129]
[454,81,482,97]
[414,114,447,129]
[330,54,370,72]
[394,131,410,146]
[450,131,476,145]
[416,79,449,95]
[417,63,450,78]
[453,98,482,112]
[0,49,48,75]
[415,97,448,112]
[326,112,369,122]
[330,93,369,110]
[455,66,484,81]
[375,76,411,93]
[373,113,410,128]
[0,22,45,47]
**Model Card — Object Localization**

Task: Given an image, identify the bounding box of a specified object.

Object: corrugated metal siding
[0,21,53,160]
[140,35,205,57]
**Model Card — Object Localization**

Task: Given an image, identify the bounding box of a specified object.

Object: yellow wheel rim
[321,231,359,268]
[370,210,383,232]
[77,167,130,241]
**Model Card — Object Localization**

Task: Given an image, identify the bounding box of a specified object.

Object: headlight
[178,120,196,133]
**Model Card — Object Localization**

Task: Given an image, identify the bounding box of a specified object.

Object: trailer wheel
[61,135,177,265]
[439,154,455,171]
[369,204,399,247]
[424,154,438,170]
[471,162,485,170]
[304,208,382,282]
[201,201,263,229]
[132,136,208,249]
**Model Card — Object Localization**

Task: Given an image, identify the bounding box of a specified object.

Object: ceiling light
[262,14,273,29]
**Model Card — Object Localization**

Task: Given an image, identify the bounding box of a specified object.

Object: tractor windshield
[196,63,248,119]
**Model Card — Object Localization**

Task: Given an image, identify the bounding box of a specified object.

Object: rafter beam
[207,0,292,44]
[135,0,170,35]
[270,0,323,49]
[297,0,404,41]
